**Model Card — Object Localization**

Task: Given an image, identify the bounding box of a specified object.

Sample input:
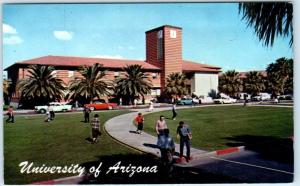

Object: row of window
[51,70,158,79]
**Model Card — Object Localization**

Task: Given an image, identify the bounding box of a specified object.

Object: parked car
[252,93,271,101]
[34,102,73,114]
[84,101,117,110]
[177,98,193,105]
[199,96,214,104]
[277,94,293,100]
[213,97,237,104]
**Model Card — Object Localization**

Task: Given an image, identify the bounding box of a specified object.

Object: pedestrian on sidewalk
[156,115,168,147]
[6,106,14,123]
[171,103,177,120]
[83,106,91,123]
[91,114,101,144]
[119,97,122,106]
[176,121,192,163]
[148,100,154,112]
[135,112,144,134]
[134,98,138,108]
[160,128,175,164]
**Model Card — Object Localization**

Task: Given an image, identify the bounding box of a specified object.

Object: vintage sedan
[177,98,193,105]
[84,101,117,110]
[213,97,237,104]
[34,102,73,113]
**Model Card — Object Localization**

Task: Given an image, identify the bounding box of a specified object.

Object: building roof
[183,60,221,73]
[5,55,221,73]
[6,55,160,71]
[145,25,182,33]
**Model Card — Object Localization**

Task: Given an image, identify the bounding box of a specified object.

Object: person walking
[44,104,51,122]
[135,112,144,134]
[149,100,154,112]
[91,114,101,144]
[134,98,138,108]
[6,106,14,123]
[49,104,55,120]
[156,115,168,147]
[172,103,177,120]
[160,128,175,164]
[176,121,192,163]
[119,97,122,106]
[83,106,91,123]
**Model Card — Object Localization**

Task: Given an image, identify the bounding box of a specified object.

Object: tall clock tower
[145,25,183,90]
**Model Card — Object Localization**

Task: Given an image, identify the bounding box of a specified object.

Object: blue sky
[3,3,293,72]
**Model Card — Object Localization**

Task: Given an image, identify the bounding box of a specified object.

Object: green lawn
[143,106,293,155]
[4,110,140,184]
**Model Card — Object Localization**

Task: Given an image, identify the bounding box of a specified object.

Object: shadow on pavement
[223,135,294,164]
[79,153,241,184]
[143,143,160,149]
[129,130,139,134]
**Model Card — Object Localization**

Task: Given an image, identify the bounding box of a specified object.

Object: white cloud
[3,23,17,34]
[3,36,23,45]
[53,31,73,41]
[93,54,124,59]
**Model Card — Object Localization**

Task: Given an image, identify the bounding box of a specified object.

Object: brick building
[5,25,221,104]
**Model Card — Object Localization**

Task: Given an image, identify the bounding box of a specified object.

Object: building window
[170,29,177,38]
[68,71,74,77]
[157,30,163,60]
[151,89,161,96]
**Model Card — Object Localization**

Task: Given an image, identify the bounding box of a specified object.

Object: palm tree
[17,65,66,106]
[67,63,111,104]
[239,2,293,47]
[266,57,292,96]
[218,70,243,97]
[114,64,152,105]
[165,72,188,99]
[243,71,265,96]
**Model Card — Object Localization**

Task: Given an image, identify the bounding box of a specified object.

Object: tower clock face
[157,30,163,38]
[170,29,177,38]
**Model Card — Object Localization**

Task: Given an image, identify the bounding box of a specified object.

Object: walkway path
[105,105,221,166]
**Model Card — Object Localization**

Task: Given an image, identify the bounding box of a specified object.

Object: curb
[175,146,245,167]
[182,146,245,161]
[215,146,245,156]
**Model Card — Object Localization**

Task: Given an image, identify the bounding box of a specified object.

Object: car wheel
[108,106,113,110]
[40,109,46,114]
[90,107,95,111]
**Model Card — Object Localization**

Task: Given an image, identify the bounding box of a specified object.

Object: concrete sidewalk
[105,106,214,166]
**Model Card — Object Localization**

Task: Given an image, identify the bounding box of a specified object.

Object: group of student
[135,113,192,163]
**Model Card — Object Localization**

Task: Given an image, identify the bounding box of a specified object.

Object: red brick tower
[145,25,183,90]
